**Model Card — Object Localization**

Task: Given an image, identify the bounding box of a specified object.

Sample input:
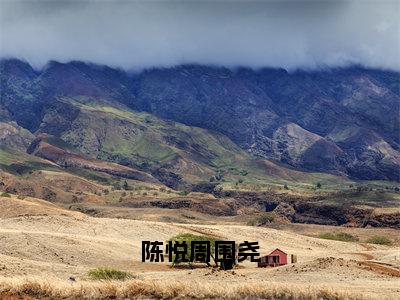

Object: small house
[258,248,288,267]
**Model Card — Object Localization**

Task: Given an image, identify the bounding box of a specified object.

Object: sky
[0,0,399,71]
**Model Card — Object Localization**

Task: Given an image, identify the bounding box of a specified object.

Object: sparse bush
[284,184,289,190]
[88,268,131,281]
[159,187,166,192]
[123,181,130,190]
[112,182,121,190]
[247,212,275,226]
[318,232,358,242]
[142,192,148,196]
[214,170,224,181]
[179,190,189,196]
[316,182,322,189]
[1,192,11,198]
[240,170,248,176]
[247,219,257,226]
[153,192,158,196]
[366,235,392,245]
[17,195,26,200]
[42,188,57,201]
[238,178,243,184]
[168,233,217,267]
[214,186,223,193]
[121,191,127,197]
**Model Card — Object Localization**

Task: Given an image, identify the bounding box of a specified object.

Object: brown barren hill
[27,136,158,183]
[0,195,84,218]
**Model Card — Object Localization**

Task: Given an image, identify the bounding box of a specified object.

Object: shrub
[283,184,289,190]
[88,268,131,281]
[179,190,189,196]
[142,192,148,196]
[240,170,248,176]
[112,183,121,190]
[1,192,11,198]
[366,235,392,245]
[123,181,130,190]
[247,212,275,226]
[318,232,358,242]
[167,233,217,267]
[17,195,26,200]
[214,171,224,181]
[316,182,322,189]
[214,186,223,193]
[159,187,166,192]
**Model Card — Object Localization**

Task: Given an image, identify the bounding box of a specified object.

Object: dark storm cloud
[0,0,399,70]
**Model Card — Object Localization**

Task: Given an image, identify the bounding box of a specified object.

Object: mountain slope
[0,59,399,181]
[134,65,399,180]
[0,99,356,191]
[32,97,352,188]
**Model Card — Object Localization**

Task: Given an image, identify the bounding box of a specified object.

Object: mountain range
[1,58,399,186]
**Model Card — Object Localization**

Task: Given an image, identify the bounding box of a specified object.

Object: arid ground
[0,195,399,299]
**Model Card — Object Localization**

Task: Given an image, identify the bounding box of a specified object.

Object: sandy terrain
[0,196,399,299]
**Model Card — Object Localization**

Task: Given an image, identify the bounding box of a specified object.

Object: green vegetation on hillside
[318,232,359,242]
[55,98,370,191]
[366,235,393,245]
[2,97,397,196]
[167,233,218,266]
[88,268,132,281]
[0,148,60,176]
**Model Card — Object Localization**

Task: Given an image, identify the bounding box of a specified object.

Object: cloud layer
[1,0,399,71]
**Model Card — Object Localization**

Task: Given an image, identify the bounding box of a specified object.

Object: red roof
[264,248,287,256]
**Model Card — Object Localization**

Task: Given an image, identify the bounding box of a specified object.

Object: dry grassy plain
[0,195,399,299]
